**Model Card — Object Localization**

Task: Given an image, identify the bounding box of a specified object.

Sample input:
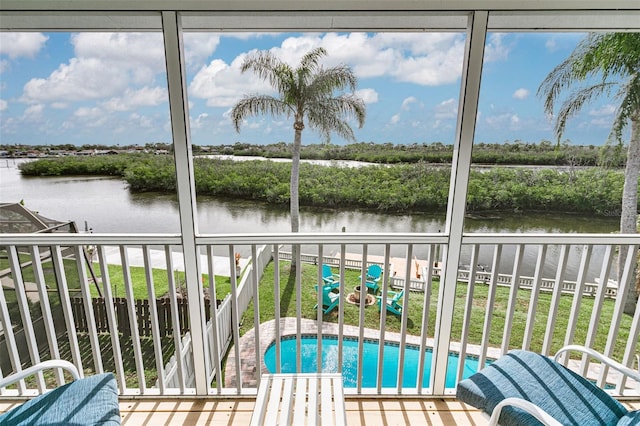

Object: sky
[0,30,624,147]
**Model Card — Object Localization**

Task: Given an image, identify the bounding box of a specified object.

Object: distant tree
[231,47,366,268]
[538,32,640,313]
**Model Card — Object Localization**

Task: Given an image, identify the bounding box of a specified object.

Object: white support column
[162,11,208,395]
[431,10,487,395]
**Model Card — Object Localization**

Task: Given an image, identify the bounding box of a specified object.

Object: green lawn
[241,261,638,361]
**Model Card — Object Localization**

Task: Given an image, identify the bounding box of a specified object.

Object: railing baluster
[580,244,613,377]
[478,245,501,370]
[207,245,220,393]
[51,245,83,375]
[29,245,64,386]
[356,244,367,393]
[96,245,126,393]
[616,281,640,393]
[417,244,434,394]
[337,245,346,374]
[562,245,593,364]
[396,244,412,394]
[120,245,146,393]
[523,245,547,351]
[273,245,282,374]
[228,245,242,393]
[293,246,302,374]
[0,267,26,394]
[501,244,523,356]
[167,245,187,393]
[542,244,569,356]
[377,244,391,393]
[74,244,103,374]
[8,246,45,392]
[251,244,262,387]
[317,244,323,374]
[457,244,479,383]
[597,245,638,387]
[143,245,165,393]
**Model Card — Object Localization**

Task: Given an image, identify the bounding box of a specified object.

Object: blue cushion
[0,373,120,425]
[456,350,628,426]
[617,411,640,426]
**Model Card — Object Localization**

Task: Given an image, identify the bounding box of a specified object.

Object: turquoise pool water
[264,335,490,388]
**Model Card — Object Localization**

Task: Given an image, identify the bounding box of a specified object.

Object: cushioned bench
[0,360,120,425]
[457,349,640,426]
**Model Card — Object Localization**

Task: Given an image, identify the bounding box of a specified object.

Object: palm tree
[538,32,640,313]
[231,47,366,268]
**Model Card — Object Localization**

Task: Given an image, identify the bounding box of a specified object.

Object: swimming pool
[263,335,491,388]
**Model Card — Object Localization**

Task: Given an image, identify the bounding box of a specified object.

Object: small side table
[250,373,346,426]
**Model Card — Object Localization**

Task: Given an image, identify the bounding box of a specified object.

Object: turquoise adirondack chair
[314,284,341,314]
[359,264,382,294]
[321,264,340,290]
[377,289,403,315]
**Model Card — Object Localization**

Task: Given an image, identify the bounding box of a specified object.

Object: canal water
[0,158,621,281]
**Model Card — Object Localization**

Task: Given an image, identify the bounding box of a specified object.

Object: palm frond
[538,32,640,143]
[610,74,640,142]
[306,95,366,142]
[230,95,290,132]
[241,50,295,96]
[554,82,615,141]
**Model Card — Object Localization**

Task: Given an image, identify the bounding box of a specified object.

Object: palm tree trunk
[622,115,640,315]
[290,126,302,269]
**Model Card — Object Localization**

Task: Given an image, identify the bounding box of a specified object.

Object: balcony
[1,1,640,424]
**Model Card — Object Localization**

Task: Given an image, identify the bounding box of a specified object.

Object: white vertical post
[542,245,569,356]
[162,11,208,395]
[478,245,501,369]
[431,10,487,395]
[523,245,547,351]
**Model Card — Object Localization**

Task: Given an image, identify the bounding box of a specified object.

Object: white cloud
[189,57,273,107]
[513,88,529,100]
[401,96,418,111]
[191,113,210,129]
[22,33,165,105]
[184,34,221,68]
[545,38,557,52]
[72,33,165,83]
[588,104,616,116]
[103,86,167,112]
[0,33,48,59]
[190,32,469,109]
[485,112,521,130]
[24,103,45,120]
[390,114,401,125]
[434,98,458,120]
[355,88,378,104]
[23,58,128,102]
[484,33,512,63]
[267,32,465,86]
[0,99,7,111]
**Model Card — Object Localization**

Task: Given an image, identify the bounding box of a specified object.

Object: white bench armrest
[554,345,640,382]
[488,397,562,426]
[0,360,80,389]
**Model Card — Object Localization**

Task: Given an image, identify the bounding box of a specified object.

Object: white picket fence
[162,244,273,388]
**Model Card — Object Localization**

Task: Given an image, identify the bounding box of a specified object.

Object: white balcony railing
[0,232,638,399]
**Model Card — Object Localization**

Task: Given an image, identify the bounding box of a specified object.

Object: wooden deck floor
[115,398,485,425]
[2,397,639,425]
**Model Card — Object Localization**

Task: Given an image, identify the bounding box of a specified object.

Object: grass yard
[241,261,638,361]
